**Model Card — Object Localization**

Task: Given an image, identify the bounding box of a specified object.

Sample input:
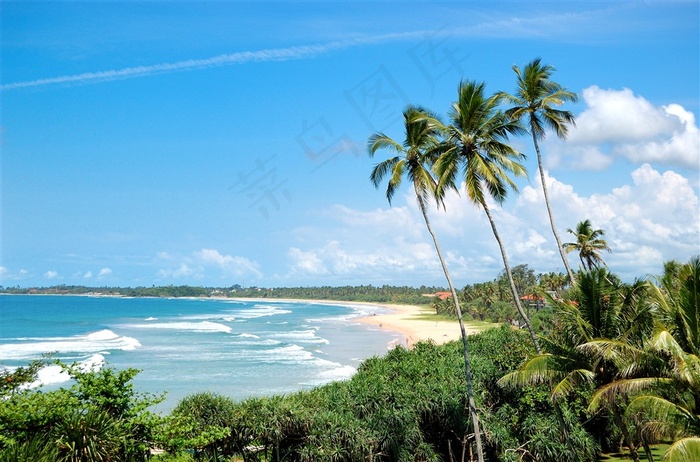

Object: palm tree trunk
[416,193,485,462]
[481,198,542,354]
[531,128,576,285]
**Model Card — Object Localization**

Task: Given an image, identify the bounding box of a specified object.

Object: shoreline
[230,297,469,348]
[6,293,475,349]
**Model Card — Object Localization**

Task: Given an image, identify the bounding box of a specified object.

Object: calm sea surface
[0,295,400,412]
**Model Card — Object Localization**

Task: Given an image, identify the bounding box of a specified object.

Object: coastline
[4,293,474,349]
[231,297,469,348]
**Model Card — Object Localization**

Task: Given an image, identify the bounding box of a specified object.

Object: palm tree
[368,105,486,462]
[578,258,699,461]
[433,80,541,355]
[656,256,700,356]
[498,269,629,402]
[500,270,659,460]
[498,58,578,284]
[563,219,611,270]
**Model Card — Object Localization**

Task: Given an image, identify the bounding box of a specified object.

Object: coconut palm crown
[498,57,579,284]
[563,219,611,271]
[429,80,542,354]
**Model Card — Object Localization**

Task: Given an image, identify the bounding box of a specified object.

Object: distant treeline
[235,285,443,304]
[0,284,443,305]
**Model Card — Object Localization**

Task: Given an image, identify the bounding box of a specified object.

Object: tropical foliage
[0,362,163,461]
[499,257,700,462]
[498,57,579,283]
[434,80,541,356]
[0,284,446,305]
[563,219,612,270]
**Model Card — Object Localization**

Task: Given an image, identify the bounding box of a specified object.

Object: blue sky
[2,1,699,289]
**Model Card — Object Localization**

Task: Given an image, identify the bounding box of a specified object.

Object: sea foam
[230,305,293,320]
[22,353,106,390]
[270,329,330,345]
[124,321,232,333]
[0,329,141,361]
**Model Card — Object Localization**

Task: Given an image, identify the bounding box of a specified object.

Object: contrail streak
[1,33,422,91]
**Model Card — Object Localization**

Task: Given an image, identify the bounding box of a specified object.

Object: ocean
[0,295,401,412]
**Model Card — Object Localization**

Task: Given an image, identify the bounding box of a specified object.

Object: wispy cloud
[1,32,429,91]
[1,5,614,92]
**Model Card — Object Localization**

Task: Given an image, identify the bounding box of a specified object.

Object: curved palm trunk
[530,127,576,285]
[481,198,542,354]
[416,193,485,462]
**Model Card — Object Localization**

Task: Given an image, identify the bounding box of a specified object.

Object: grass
[598,443,670,461]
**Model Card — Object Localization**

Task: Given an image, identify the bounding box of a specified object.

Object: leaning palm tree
[433,80,541,355]
[498,58,578,284]
[368,105,485,462]
[563,219,611,271]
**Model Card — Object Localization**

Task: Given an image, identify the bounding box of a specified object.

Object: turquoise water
[0,295,401,412]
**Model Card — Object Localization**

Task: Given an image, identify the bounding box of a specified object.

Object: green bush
[0,362,163,461]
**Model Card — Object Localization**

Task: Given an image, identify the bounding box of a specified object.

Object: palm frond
[627,395,698,437]
[663,437,700,462]
[367,133,403,157]
[497,354,559,388]
[550,368,596,402]
[588,377,671,412]
[651,330,686,358]
[369,157,400,189]
[577,338,643,371]
[385,158,406,204]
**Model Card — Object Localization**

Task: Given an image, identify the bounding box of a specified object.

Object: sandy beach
[232,298,475,348]
[354,302,474,348]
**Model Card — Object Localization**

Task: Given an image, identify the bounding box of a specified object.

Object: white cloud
[285,237,441,283]
[83,271,93,279]
[193,249,263,278]
[549,86,700,170]
[0,31,439,91]
[325,204,424,239]
[98,268,112,278]
[157,264,194,279]
[156,251,173,260]
[287,163,698,286]
[44,270,59,279]
[283,196,496,285]
[570,86,678,143]
[547,144,613,171]
[287,247,330,275]
[510,165,699,278]
[0,267,25,282]
[156,248,262,282]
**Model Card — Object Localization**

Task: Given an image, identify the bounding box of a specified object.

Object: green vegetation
[2,257,697,462]
[1,362,163,461]
[564,219,612,271]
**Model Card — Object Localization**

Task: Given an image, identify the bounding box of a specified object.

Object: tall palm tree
[368,105,486,462]
[498,58,578,284]
[433,80,541,355]
[563,219,611,270]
